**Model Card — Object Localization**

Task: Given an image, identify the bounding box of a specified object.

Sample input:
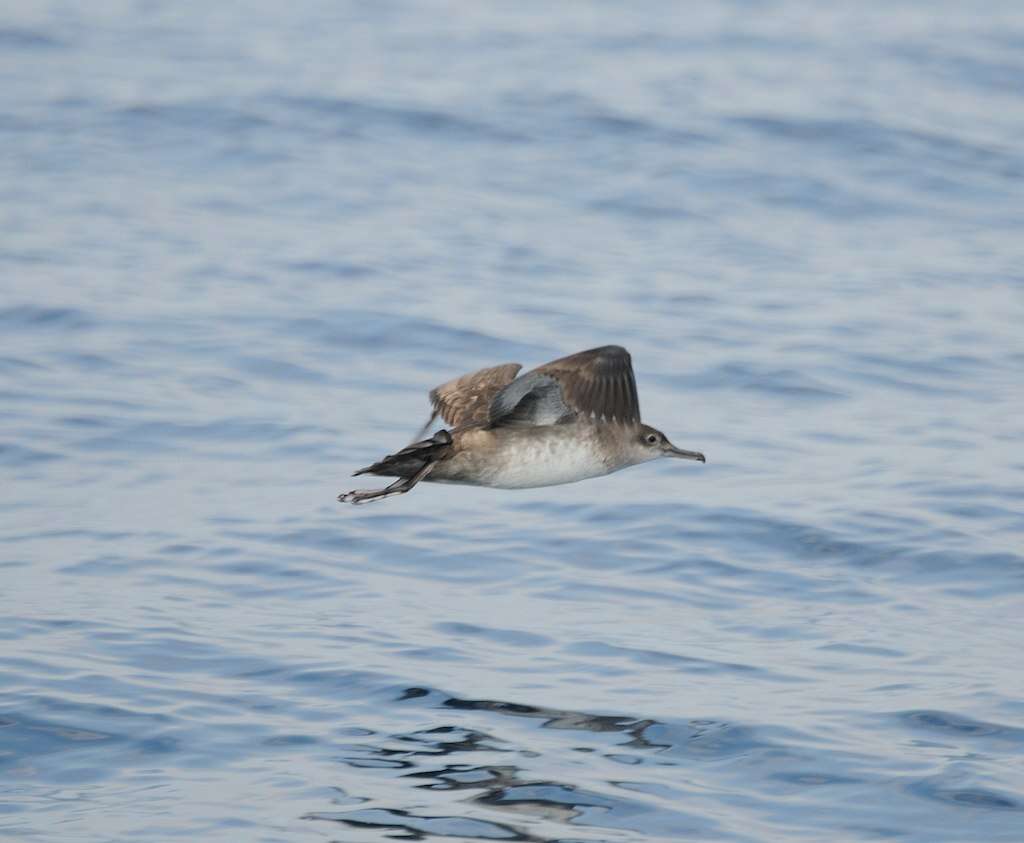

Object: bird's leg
[338,460,436,505]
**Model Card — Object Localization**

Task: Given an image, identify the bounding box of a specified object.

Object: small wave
[0,306,93,331]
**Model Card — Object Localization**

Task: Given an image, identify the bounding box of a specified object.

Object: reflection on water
[301,691,1024,841]
[3,1,1024,841]
[306,695,732,840]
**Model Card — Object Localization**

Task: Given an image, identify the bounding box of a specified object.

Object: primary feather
[489,345,640,427]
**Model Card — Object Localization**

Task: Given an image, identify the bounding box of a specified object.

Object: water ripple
[3,3,1023,841]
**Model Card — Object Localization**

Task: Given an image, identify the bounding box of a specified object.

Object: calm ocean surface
[2,2,1024,841]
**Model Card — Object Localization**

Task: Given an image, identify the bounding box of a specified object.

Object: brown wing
[423,362,522,431]
[531,345,640,424]
[489,345,641,427]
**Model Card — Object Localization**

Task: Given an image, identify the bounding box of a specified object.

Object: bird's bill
[666,445,706,462]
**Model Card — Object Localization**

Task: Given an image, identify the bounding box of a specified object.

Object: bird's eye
[646,434,658,444]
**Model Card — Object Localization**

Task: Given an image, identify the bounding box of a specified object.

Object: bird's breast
[440,428,615,489]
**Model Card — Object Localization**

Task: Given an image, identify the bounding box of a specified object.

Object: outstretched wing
[489,345,640,427]
[417,362,522,436]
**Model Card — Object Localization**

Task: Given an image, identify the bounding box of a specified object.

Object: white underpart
[482,435,618,489]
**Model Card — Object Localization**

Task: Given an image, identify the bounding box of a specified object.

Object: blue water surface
[2,2,1024,841]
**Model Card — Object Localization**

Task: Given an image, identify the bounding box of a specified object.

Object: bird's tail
[352,429,453,479]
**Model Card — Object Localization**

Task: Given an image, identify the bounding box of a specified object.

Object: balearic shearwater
[338,345,705,505]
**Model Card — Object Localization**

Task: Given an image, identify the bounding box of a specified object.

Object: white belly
[481,436,613,489]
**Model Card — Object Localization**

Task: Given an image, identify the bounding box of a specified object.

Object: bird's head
[633,424,706,465]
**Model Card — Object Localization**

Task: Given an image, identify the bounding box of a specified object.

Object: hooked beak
[666,445,706,462]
